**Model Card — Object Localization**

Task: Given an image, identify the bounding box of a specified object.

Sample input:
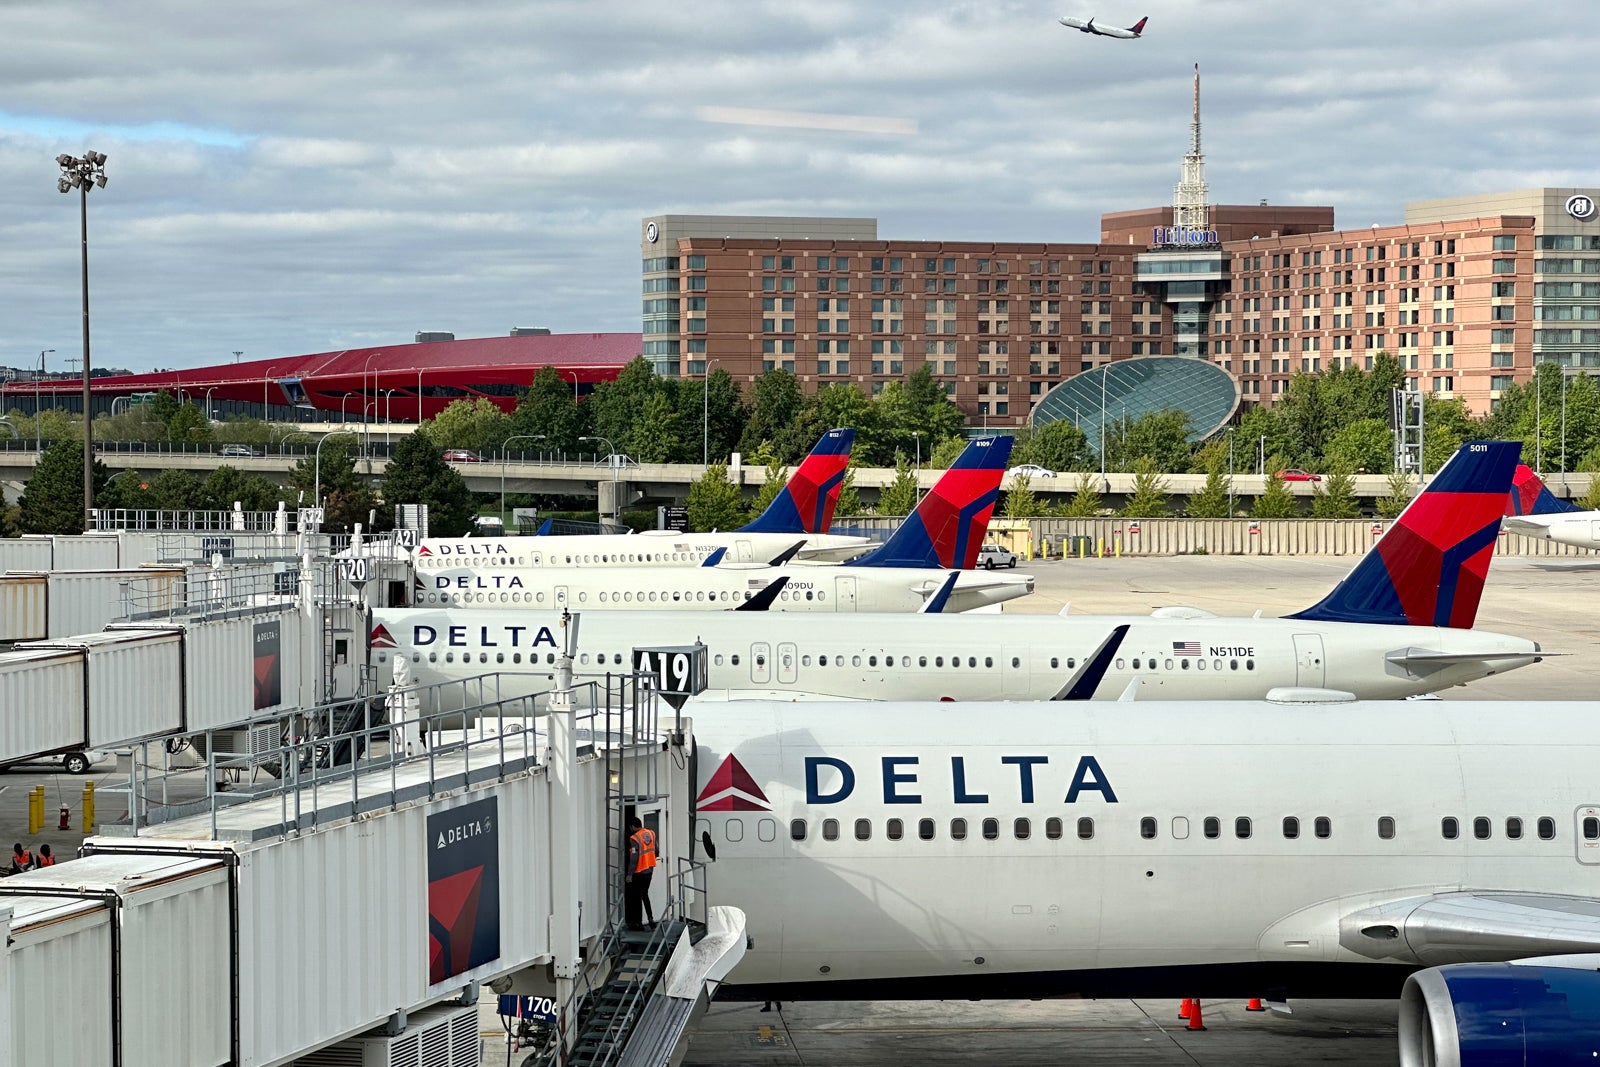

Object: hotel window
[1493,235,1516,251]
[1493,259,1516,274]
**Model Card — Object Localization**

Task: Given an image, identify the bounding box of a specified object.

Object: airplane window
[918,818,936,841]
[547,654,556,664]
[755,655,766,667]
[725,819,744,842]
[1076,817,1094,841]
[951,656,960,669]
[624,592,632,602]
[1011,657,1020,668]
[1441,817,1459,840]
[412,654,421,664]
[1473,817,1491,840]
[599,592,608,603]
[819,591,826,600]
[1165,659,1174,670]
[1246,659,1255,670]
[887,818,903,841]
[854,819,872,841]
[779,591,789,600]
[818,655,827,666]
[1014,818,1030,840]
[376,652,388,664]
[731,655,740,666]
[714,655,724,666]
[580,654,589,664]
[1067,659,1076,669]
[935,656,944,667]
[1181,660,1189,670]
[968,657,977,668]
[1539,817,1557,840]
[1282,816,1300,839]
[758,819,777,842]
[1506,817,1523,840]
[802,656,811,666]
[852,656,862,667]
[982,818,999,841]
[1586,817,1600,841]
[919,657,928,667]
[1314,817,1331,839]
[951,818,968,841]
[1213,659,1223,671]
[578,592,587,602]
[1196,659,1206,671]
[1235,817,1252,839]
[869,656,877,667]
[512,653,521,664]
[480,653,489,664]
[822,819,839,841]
[1171,816,1189,840]
[1230,659,1238,671]
[1051,658,1059,669]
[1378,816,1395,840]
[445,653,455,663]
[806,591,814,601]
[1045,817,1063,840]
[1140,817,1157,839]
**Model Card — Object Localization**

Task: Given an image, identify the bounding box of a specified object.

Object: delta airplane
[413,428,871,568]
[1501,463,1600,551]
[412,437,1029,614]
[369,442,1542,711]
[1058,14,1147,38]
[683,696,1600,1065]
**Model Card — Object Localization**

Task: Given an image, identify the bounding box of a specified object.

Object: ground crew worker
[625,816,657,930]
[36,844,55,867]
[9,843,33,874]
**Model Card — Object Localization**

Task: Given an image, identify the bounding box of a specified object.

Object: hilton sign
[1151,225,1220,247]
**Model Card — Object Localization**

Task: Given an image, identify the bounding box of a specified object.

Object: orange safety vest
[14,851,32,869]
[630,828,657,874]
[37,854,55,867]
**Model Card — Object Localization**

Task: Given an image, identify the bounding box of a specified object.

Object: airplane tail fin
[739,428,855,534]
[1506,464,1581,516]
[1288,441,1521,628]
[845,436,1013,569]
[1130,16,1148,33]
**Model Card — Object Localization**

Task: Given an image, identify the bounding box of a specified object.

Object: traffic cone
[1178,997,1192,1019]
[1245,997,1265,1012]
[1186,999,1207,1032]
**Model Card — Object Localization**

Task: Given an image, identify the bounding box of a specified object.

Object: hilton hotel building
[640,189,1600,427]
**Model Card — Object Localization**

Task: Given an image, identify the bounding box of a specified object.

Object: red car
[442,449,482,462]
[1280,468,1322,482]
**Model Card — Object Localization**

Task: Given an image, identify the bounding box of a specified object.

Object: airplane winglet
[535,518,554,536]
[1051,623,1130,700]
[733,577,789,612]
[918,572,961,615]
[702,546,728,567]
[766,541,806,567]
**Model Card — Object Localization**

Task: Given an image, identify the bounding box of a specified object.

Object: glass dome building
[1030,356,1240,443]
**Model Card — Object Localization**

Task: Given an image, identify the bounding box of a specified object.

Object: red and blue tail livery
[740,428,856,535]
[1506,464,1580,517]
[846,436,1014,570]
[1289,441,1521,628]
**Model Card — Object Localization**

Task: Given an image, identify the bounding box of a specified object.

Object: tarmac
[2,551,1593,1065]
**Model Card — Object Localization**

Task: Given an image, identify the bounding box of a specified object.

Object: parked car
[0,748,113,775]
[219,444,260,457]
[442,449,482,462]
[977,543,1018,569]
[1280,469,1323,482]
[1006,464,1055,479]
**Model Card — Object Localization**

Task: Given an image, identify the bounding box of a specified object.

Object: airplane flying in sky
[408,428,871,568]
[1500,464,1599,551]
[1058,14,1147,38]
[681,696,1600,1067]
[411,437,1024,614]
[370,441,1541,711]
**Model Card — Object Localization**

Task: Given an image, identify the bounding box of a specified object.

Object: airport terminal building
[640,187,1600,430]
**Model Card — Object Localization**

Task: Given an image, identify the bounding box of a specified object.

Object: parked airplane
[1058,14,1147,38]
[411,428,870,567]
[684,696,1600,1067]
[1501,464,1599,551]
[370,442,1540,711]
[412,438,1027,613]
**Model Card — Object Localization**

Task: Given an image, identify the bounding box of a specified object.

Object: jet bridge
[0,641,742,1067]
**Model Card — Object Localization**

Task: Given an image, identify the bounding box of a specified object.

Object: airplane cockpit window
[951,818,968,841]
[1045,817,1062,840]
[981,818,999,840]
[1203,817,1220,839]
[1282,817,1300,839]
[886,819,904,841]
[1314,817,1331,839]
[854,819,872,841]
[1441,817,1460,840]
[790,819,807,841]
[1234,817,1252,839]
[918,818,936,841]
[1540,817,1557,840]
[1140,817,1157,839]
[1076,817,1095,840]
[1378,816,1395,839]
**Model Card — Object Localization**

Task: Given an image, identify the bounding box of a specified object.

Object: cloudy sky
[0,0,1594,374]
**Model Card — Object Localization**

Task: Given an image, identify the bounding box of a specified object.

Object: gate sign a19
[632,644,709,699]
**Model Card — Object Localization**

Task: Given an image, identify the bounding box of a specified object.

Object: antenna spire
[1173,64,1209,231]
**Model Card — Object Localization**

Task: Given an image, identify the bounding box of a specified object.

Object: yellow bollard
[83,781,96,835]
[27,786,44,835]
[1115,536,1122,559]
[1097,537,1105,559]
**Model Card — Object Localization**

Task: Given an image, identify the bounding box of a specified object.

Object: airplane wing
[766,541,807,566]
[1387,648,1543,674]
[1501,515,1555,537]
[1339,892,1600,967]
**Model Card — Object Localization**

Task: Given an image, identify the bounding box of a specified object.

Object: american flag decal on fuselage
[1172,641,1201,656]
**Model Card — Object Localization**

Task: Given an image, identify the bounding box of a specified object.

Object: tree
[1004,473,1039,518]
[876,456,920,516]
[627,392,681,463]
[1104,409,1192,472]
[381,431,476,536]
[1057,471,1103,517]
[834,462,865,518]
[1376,470,1414,519]
[1310,464,1360,518]
[1252,459,1299,519]
[144,469,208,511]
[1120,456,1170,517]
[508,366,588,454]
[928,435,969,469]
[739,369,811,462]
[811,384,878,461]
[1325,418,1392,475]
[1018,419,1095,472]
[748,457,790,517]
[17,441,110,533]
[875,366,965,463]
[686,463,749,532]
[419,398,510,453]
[673,369,746,464]
[288,439,380,533]
[1185,454,1233,518]
[168,402,212,444]
[199,466,290,512]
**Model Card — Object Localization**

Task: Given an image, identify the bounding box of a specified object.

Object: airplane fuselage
[1058,16,1140,37]
[409,530,872,569]
[1504,512,1600,552]
[684,700,1600,998]
[410,563,1033,614]
[369,608,1541,713]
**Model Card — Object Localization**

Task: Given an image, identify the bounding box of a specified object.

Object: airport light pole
[232,350,243,363]
[57,150,108,522]
[35,349,54,452]
[501,434,546,518]
[362,350,383,445]
[314,430,359,511]
[700,360,721,465]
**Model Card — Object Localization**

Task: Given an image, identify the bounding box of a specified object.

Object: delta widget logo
[696,754,771,812]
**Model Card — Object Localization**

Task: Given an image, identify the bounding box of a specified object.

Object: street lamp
[204,388,216,425]
[314,430,359,511]
[381,389,400,448]
[56,150,108,521]
[35,349,54,452]
[232,351,243,363]
[362,350,384,440]
[501,435,547,517]
[340,393,358,424]
[700,360,720,465]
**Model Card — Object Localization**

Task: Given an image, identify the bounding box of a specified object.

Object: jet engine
[1399,958,1600,1066]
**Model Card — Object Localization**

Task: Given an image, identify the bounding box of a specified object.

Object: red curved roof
[5,333,641,420]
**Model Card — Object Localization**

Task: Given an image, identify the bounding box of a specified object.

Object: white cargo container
[0,852,231,1067]
[0,536,55,572]
[0,574,47,643]
[0,647,87,761]
[2,895,114,1067]
[21,630,182,748]
[49,534,122,570]
[43,568,184,638]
